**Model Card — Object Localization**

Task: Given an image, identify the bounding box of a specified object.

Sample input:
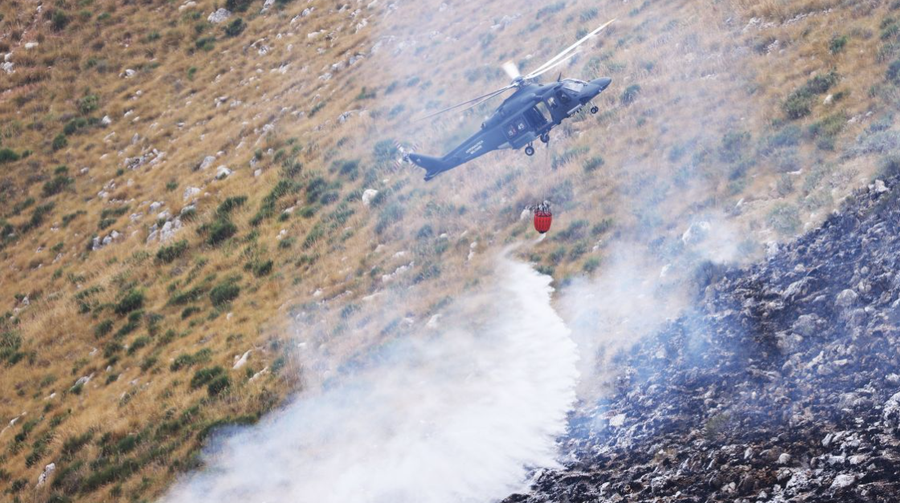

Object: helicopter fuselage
[409,77,611,181]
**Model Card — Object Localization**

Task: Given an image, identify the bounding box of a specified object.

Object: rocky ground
[505,171,900,502]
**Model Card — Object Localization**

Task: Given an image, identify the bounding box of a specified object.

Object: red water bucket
[533,210,552,234]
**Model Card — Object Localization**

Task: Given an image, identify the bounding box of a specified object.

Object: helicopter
[408,19,616,181]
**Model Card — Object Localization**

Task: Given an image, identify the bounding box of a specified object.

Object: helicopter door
[525,104,550,129]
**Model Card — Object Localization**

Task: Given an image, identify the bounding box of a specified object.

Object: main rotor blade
[501,60,521,80]
[415,85,514,122]
[525,18,616,80]
[527,50,581,80]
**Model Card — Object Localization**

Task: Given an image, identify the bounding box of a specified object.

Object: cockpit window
[562,80,585,93]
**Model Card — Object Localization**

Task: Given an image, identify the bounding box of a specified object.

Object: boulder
[36,463,55,488]
[216,165,233,179]
[199,155,216,170]
[835,289,858,308]
[362,189,379,206]
[183,186,201,201]
[207,8,231,23]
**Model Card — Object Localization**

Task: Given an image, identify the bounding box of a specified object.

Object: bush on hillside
[156,240,189,264]
[209,280,240,306]
[0,148,19,163]
[225,18,245,37]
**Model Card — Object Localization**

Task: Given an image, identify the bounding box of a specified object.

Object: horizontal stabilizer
[408,153,452,181]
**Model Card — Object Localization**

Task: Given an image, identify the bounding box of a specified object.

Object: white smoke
[559,212,745,398]
[162,258,578,503]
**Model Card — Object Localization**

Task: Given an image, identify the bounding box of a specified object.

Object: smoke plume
[161,257,578,503]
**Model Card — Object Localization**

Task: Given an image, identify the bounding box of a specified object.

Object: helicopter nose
[592,77,612,92]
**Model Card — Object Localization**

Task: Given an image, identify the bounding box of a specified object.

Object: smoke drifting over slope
[162,258,578,503]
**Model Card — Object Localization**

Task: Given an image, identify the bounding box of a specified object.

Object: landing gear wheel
[540,133,550,144]
[590,106,600,114]
[525,145,535,156]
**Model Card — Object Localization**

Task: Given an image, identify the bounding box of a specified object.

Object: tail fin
[408,153,452,181]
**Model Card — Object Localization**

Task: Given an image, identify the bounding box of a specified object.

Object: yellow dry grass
[0,0,897,500]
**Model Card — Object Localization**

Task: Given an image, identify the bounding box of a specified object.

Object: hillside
[1,0,899,501]
[505,170,900,502]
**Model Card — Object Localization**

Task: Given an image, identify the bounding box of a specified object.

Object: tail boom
[408,153,458,181]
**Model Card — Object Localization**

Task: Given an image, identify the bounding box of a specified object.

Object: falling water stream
[162,258,579,503]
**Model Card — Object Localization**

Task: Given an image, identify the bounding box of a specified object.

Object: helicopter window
[562,80,585,93]
[534,102,551,121]
[548,96,558,108]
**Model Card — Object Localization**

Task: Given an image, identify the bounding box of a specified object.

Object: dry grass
[0,0,898,500]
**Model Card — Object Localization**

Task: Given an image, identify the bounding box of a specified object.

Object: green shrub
[621,84,641,105]
[782,71,839,120]
[783,93,812,120]
[776,174,795,196]
[22,203,55,232]
[216,195,248,216]
[195,36,216,51]
[181,306,202,319]
[226,0,253,11]
[225,18,245,37]
[0,148,20,163]
[251,259,273,277]
[309,101,326,117]
[52,133,68,151]
[114,290,144,315]
[829,35,848,54]
[206,218,237,245]
[302,223,326,248]
[170,348,211,372]
[52,10,70,31]
[80,458,139,493]
[536,1,566,19]
[103,341,122,358]
[375,202,404,235]
[209,280,240,306]
[156,240,189,263]
[592,219,614,236]
[206,375,231,397]
[61,432,93,459]
[557,219,590,241]
[337,159,360,180]
[888,60,900,84]
[63,118,88,135]
[78,94,99,114]
[169,285,208,305]
[582,257,601,273]
[94,320,114,338]
[549,246,568,264]
[881,154,900,177]
[190,366,225,389]
[767,203,801,235]
[1,330,22,363]
[760,125,801,155]
[42,175,74,197]
[719,131,751,163]
[583,156,605,173]
[373,139,399,164]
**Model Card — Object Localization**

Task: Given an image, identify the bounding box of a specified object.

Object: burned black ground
[506,174,900,502]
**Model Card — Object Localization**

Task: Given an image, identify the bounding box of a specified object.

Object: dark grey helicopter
[409,19,615,181]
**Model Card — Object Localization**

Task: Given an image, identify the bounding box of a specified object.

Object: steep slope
[0,0,899,501]
[503,172,900,503]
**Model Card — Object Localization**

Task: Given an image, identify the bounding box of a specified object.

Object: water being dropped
[162,258,578,503]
